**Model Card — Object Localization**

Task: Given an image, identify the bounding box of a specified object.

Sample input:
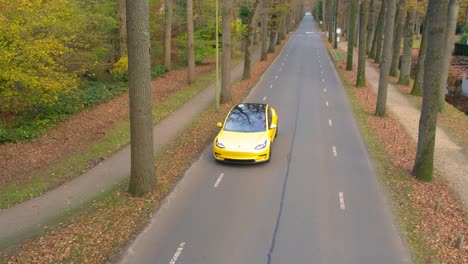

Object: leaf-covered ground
[1,39,289,263]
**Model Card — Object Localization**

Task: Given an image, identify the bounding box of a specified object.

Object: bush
[459,33,468,45]
[110,56,129,82]
[461,24,468,34]
[151,65,167,79]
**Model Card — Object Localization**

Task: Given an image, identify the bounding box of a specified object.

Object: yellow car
[213,103,278,163]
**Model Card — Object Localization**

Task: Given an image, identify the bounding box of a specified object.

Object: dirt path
[337,41,468,210]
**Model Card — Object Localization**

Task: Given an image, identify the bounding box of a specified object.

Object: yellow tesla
[213,103,278,163]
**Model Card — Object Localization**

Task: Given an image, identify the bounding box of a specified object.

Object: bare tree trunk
[438,0,459,113]
[356,0,369,87]
[411,15,428,96]
[366,0,376,54]
[389,0,405,77]
[333,0,339,49]
[268,3,279,53]
[221,0,232,103]
[328,0,334,42]
[197,0,203,26]
[164,0,173,70]
[374,2,386,63]
[118,0,127,58]
[261,0,269,61]
[346,0,357,71]
[375,0,397,116]
[398,7,415,85]
[187,0,195,84]
[412,0,450,182]
[354,2,360,47]
[369,1,383,59]
[127,0,156,196]
[323,0,328,30]
[243,0,261,80]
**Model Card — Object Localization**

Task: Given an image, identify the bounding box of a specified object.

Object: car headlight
[255,140,268,150]
[216,138,225,148]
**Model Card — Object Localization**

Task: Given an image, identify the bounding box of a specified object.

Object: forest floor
[333,40,467,263]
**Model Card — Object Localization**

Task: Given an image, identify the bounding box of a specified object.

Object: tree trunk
[411,15,428,96]
[197,0,203,26]
[346,0,357,71]
[398,7,415,85]
[328,0,334,42]
[354,2,360,47]
[127,0,156,196]
[323,0,327,30]
[369,1,383,59]
[164,0,172,70]
[438,0,459,113]
[221,0,232,103]
[333,0,339,49]
[366,0,376,54]
[118,0,127,58]
[356,0,369,87]
[268,3,279,53]
[243,0,261,80]
[261,0,269,61]
[187,0,195,84]
[375,0,397,116]
[389,0,405,77]
[374,1,386,63]
[412,0,450,182]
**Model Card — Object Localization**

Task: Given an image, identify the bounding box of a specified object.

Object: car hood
[217,131,268,150]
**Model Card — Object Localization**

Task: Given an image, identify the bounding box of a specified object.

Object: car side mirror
[270,124,277,129]
[217,122,223,128]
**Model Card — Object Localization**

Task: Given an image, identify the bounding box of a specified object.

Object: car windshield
[223,104,267,132]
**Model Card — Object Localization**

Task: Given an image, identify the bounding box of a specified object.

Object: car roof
[231,103,268,114]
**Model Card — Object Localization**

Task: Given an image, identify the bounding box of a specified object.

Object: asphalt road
[119,15,410,264]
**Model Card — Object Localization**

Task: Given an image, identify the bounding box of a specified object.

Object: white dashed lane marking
[329,119,332,127]
[339,192,345,210]
[214,173,224,188]
[269,85,273,89]
[169,242,186,264]
[263,96,267,101]
[332,146,337,157]
[326,101,329,107]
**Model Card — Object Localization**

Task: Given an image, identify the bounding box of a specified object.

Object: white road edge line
[332,146,337,157]
[339,192,345,210]
[169,242,186,264]
[329,119,332,127]
[263,96,267,101]
[214,173,224,188]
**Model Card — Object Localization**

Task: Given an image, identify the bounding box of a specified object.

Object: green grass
[459,55,468,61]
[330,49,439,263]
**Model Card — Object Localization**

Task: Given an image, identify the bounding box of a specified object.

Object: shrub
[151,65,167,79]
[110,56,129,82]
[459,33,468,45]
[461,24,468,34]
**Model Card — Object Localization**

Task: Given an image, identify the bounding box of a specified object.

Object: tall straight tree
[412,0,450,182]
[127,0,156,196]
[373,1,386,63]
[411,14,428,96]
[268,1,279,53]
[221,0,233,103]
[328,0,334,42]
[438,0,460,112]
[261,0,269,61]
[356,0,369,87]
[398,6,416,85]
[366,0,376,54]
[346,0,357,71]
[333,0,339,49]
[243,0,261,80]
[389,0,405,77]
[375,0,397,116]
[164,0,173,70]
[118,0,127,58]
[187,0,195,84]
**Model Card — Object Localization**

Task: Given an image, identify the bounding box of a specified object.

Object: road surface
[119,15,410,264]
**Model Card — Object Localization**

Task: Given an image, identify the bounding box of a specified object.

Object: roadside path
[337,41,468,210]
[0,49,262,249]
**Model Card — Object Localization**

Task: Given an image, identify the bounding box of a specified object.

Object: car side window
[268,107,272,128]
